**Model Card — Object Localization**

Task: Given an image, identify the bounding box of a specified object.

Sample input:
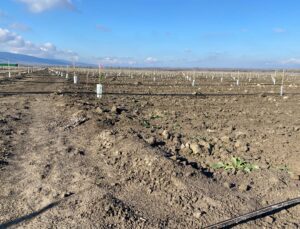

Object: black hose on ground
[204,197,300,229]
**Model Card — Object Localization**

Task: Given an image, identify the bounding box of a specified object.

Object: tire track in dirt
[0,73,156,228]
[0,74,96,227]
[0,74,66,225]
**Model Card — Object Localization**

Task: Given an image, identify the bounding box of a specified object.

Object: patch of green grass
[211,157,259,173]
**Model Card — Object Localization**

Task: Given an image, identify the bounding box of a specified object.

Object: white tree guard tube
[74,75,78,84]
[280,85,284,96]
[96,84,103,98]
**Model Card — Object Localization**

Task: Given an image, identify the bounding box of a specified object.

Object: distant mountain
[0,52,93,66]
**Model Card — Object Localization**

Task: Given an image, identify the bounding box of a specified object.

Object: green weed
[141,119,151,128]
[211,157,259,173]
[150,115,162,120]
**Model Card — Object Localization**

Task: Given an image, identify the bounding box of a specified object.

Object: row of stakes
[50,69,103,98]
[154,71,285,96]
[50,69,285,97]
[6,66,34,78]
[184,72,285,96]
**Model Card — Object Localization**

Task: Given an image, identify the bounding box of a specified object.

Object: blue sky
[1,0,300,68]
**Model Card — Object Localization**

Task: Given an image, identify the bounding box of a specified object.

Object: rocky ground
[0,69,299,228]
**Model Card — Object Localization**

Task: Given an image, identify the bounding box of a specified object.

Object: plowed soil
[0,70,299,228]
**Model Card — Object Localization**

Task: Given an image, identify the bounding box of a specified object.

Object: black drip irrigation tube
[204,197,300,229]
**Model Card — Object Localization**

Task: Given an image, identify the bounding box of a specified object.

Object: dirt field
[0,69,299,228]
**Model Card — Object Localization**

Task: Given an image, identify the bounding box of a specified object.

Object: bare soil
[0,70,299,228]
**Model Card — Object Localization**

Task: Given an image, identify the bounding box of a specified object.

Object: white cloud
[17,0,75,13]
[0,27,77,60]
[273,27,286,33]
[95,56,161,67]
[281,58,300,65]
[96,56,137,66]
[145,57,158,63]
[0,28,19,43]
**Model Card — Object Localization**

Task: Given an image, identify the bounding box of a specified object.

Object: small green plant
[150,115,162,120]
[140,118,162,129]
[152,125,162,129]
[141,119,151,128]
[99,72,105,84]
[211,157,259,173]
